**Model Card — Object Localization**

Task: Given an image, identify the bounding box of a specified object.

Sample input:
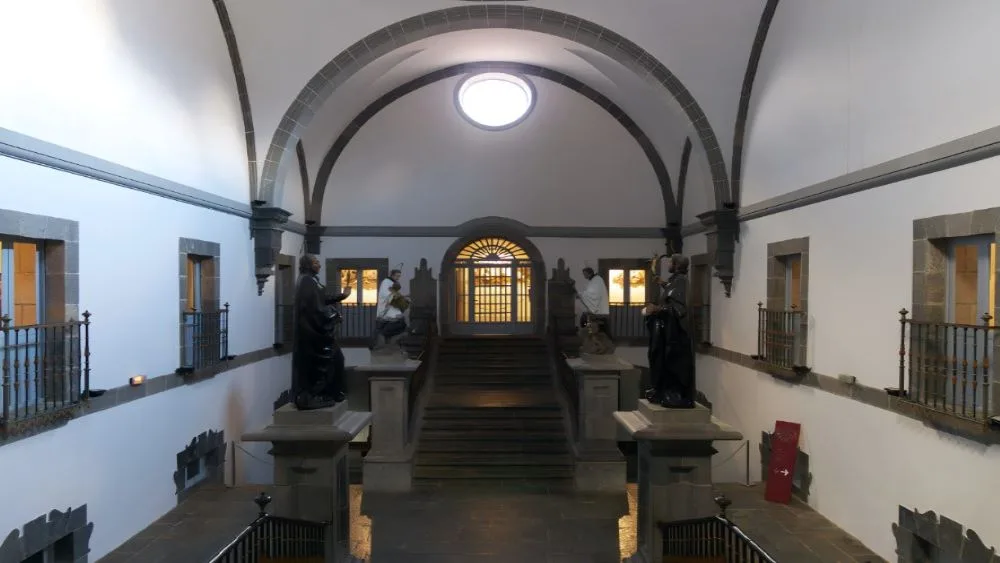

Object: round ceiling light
[455,72,535,130]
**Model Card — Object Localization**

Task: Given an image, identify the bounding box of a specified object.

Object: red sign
[764,420,801,504]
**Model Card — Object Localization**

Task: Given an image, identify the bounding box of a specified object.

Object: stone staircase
[413,336,574,481]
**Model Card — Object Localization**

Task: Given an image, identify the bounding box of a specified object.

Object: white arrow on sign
[776,469,790,477]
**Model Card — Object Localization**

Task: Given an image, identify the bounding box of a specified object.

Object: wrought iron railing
[209,493,328,563]
[896,309,997,423]
[692,304,712,346]
[180,304,230,372]
[658,496,777,563]
[754,303,807,370]
[608,303,646,342]
[336,304,377,343]
[1,312,91,434]
[274,304,293,348]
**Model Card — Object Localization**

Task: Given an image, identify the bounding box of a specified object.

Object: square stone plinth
[616,400,742,442]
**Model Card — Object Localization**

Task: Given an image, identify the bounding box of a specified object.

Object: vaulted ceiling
[223,0,771,222]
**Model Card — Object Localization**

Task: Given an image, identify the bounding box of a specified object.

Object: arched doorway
[441,236,545,336]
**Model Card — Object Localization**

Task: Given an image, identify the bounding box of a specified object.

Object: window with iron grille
[178,239,227,374]
[597,258,652,343]
[755,238,809,372]
[1,235,90,436]
[327,258,388,345]
[903,210,999,428]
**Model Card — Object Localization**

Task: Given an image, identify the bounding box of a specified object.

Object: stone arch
[307,61,676,225]
[438,217,546,336]
[259,5,730,213]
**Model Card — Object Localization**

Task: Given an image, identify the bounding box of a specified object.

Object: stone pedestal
[567,356,637,491]
[615,400,743,563]
[242,402,371,563]
[358,360,420,492]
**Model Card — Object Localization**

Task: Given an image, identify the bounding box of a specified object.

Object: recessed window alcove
[440,227,545,336]
[0,505,93,563]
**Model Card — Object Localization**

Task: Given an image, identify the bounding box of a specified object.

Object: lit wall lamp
[129,375,146,387]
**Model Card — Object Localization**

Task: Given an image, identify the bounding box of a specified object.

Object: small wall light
[129,375,146,387]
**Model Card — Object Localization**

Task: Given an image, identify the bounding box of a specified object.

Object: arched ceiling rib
[245,5,742,212]
[305,62,678,227]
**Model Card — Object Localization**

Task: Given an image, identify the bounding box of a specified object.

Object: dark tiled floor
[716,483,886,563]
[97,481,884,563]
[95,484,264,563]
[362,480,627,563]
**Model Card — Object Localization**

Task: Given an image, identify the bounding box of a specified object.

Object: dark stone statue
[292,254,351,410]
[644,254,696,409]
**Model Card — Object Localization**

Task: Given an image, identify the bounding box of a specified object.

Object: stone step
[423,407,563,419]
[412,465,574,480]
[420,429,567,441]
[421,418,566,432]
[416,440,570,454]
[415,452,573,466]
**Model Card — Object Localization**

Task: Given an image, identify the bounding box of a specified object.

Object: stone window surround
[766,237,810,313]
[0,208,79,324]
[912,207,1000,325]
[178,238,221,370]
[690,253,713,346]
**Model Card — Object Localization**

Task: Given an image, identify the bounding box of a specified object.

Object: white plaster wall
[714,155,1000,390]
[322,77,665,228]
[702,156,1000,558]
[279,156,308,222]
[322,236,659,319]
[700,355,1000,561]
[0,354,289,560]
[0,0,249,201]
[742,0,1000,205]
[1,156,273,392]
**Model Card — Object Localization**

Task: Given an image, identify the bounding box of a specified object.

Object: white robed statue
[576,266,612,338]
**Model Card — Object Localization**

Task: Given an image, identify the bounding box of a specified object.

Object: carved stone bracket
[251,205,293,295]
[547,258,580,358]
[697,206,739,297]
[402,258,438,359]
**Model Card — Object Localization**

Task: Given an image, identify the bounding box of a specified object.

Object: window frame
[326,258,389,345]
[177,238,222,374]
[597,258,652,344]
[761,237,810,375]
[908,209,1000,435]
[0,237,46,327]
[690,253,713,347]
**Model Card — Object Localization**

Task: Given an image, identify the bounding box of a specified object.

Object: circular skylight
[455,72,535,130]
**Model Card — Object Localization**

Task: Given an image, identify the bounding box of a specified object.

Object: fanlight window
[456,237,530,264]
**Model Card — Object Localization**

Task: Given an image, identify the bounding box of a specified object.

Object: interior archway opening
[444,236,543,336]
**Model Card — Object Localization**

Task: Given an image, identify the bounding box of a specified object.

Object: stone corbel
[304,222,322,255]
[697,205,739,297]
[250,204,292,295]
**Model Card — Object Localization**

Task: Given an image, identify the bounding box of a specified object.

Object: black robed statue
[643,253,696,409]
[292,254,351,410]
